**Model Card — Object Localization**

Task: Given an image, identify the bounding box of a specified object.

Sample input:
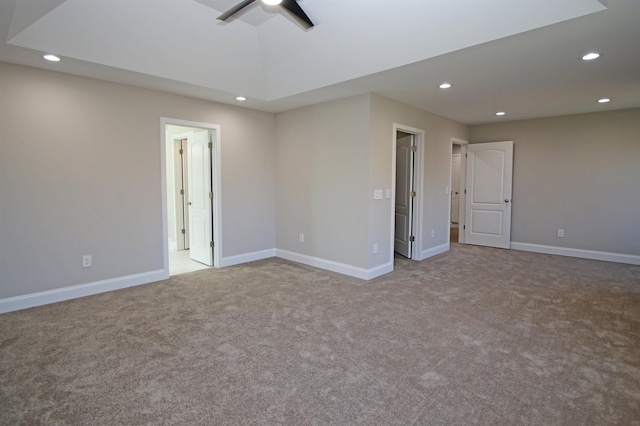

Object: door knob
[504,199,510,203]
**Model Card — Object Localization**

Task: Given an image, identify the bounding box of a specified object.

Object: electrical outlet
[373,243,378,254]
[299,233,305,243]
[557,229,564,238]
[82,255,92,268]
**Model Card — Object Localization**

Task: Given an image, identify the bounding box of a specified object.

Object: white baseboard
[275,249,392,280]
[219,249,276,267]
[0,270,168,314]
[511,242,640,266]
[418,243,450,261]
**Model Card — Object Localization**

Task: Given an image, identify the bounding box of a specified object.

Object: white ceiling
[1,0,639,124]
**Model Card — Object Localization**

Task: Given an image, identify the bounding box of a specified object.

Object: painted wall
[0,63,276,300]
[369,94,470,267]
[275,95,371,269]
[470,108,640,256]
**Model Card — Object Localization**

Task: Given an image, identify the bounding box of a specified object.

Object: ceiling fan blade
[218,0,258,21]
[280,0,314,28]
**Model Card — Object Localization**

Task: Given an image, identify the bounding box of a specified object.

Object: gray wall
[470,108,640,255]
[369,94,470,266]
[0,63,276,299]
[275,95,371,268]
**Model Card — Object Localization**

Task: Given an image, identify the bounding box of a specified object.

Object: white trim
[0,270,168,314]
[391,124,426,262]
[276,249,393,280]
[161,118,222,275]
[220,249,276,267]
[419,242,450,261]
[511,242,640,266]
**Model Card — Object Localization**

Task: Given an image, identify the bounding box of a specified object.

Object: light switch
[374,189,383,200]
[386,189,391,199]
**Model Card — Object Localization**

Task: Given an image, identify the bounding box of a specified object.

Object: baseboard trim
[219,249,276,268]
[0,270,168,314]
[275,249,392,280]
[418,243,450,261]
[511,242,640,266]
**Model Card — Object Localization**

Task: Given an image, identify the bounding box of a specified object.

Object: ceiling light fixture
[598,98,610,103]
[236,96,247,101]
[43,54,61,62]
[262,0,282,5]
[496,111,506,116]
[439,83,452,89]
[582,52,600,61]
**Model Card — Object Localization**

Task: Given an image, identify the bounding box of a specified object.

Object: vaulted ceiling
[1,0,639,124]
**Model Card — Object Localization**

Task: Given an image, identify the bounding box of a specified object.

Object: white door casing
[464,141,514,249]
[394,133,414,258]
[451,153,461,224]
[188,130,213,266]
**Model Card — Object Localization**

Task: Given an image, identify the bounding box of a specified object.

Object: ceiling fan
[218,0,314,29]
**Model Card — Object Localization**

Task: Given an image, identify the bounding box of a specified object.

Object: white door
[451,153,461,223]
[187,130,213,266]
[394,133,414,258]
[464,141,513,249]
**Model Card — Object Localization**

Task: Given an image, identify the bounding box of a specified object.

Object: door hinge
[181,229,186,235]
[463,225,466,230]
[410,145,417,152]
[209,192,213,199]
[180,189,184,195]
[409,236,415,242]
[179,148,183,155]
[465,153,468,158]
[410,191,416,197]
[210,241,214,248]
[208,142,213,149]
[464,189,467,194]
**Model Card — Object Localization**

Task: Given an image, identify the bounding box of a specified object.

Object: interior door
[451,153,461,223]
[394,133,414,258]
[187,130,213,266]
[464,141,513,249]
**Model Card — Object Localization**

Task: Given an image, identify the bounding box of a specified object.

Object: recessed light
[496,111,506,116]
[439,83,452,89]
[262,0,282,5]
[43,54,61,62]
[236,96,247,101]
[582,52,600,61]
[598,98,610,103]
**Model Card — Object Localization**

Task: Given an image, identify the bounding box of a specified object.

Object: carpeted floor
[1,243,639,425]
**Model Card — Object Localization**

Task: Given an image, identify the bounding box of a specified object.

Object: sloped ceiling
[1,0,639,124]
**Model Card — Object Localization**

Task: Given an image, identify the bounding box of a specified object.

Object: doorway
[392,124,424,261]
[450,139,467,243]
[161,118,222,276]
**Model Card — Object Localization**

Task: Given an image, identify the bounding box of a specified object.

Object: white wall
[0,63,276,301]
[470,108,640,258]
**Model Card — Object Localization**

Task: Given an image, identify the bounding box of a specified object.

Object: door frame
[390,123,425,262]
[160,118,222,273]
[450,138,468,244]
[171,133,191,251]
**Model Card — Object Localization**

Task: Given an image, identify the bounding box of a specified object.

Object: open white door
[187,130,213,266]
[464,141,513,249]
[394,133,414,258]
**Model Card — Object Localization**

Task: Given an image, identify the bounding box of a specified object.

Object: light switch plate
[374,189,383,200]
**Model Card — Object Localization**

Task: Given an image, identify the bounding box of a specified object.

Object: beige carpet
[1,244,639,425]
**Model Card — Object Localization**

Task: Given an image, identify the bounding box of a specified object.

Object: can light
[496,111,506,116]
[439,83,452,89]
[43,54,61,62]
[262,0,282,5]
[236,96,247,101]
[582,52,600,61]
[598,98,610,103]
